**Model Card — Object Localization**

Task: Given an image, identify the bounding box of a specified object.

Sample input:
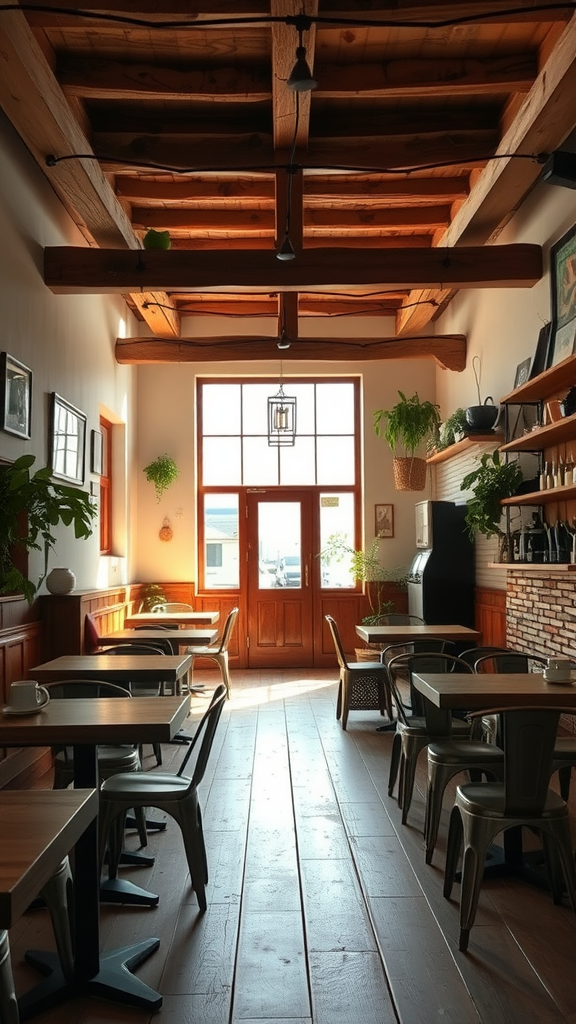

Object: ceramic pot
[46,567,76,595]
[465,397,498,431]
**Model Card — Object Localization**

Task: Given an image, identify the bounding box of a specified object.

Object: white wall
[0,112,137,594]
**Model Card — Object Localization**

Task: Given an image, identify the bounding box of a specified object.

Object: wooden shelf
[499,410,576,452]
[500,353,576,404]
[500,482,576,506]
[488,562,576,571]
[426,434,502,464]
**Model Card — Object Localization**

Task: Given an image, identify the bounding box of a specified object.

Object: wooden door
[246,490,314,667]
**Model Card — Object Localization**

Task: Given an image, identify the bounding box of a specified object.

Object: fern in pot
[373,391,441,490]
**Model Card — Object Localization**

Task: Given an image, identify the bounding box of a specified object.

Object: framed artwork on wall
[513,358,531,388]
[50,393,86,485]
[529,323,552,379]
[375,503,394,538]
[1,352,32,438]
[548,222,576,367]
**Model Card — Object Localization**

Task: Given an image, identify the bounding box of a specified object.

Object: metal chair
[387,652,473,823]
[99,685,227,913]
[378,613,425,625]
[444,706,576,952]
[0,857,75,1023]
[101,643,172,764]
[325,614,392,729]
[151,602,194,612]
[185,607,239,698]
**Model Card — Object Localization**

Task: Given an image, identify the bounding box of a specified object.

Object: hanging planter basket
[392,456,427,491]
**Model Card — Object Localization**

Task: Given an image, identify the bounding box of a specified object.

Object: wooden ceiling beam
[115,177,276,203]
[115,333,467,370]
[313,56,537,99]
[130,292,181,338]
[129,206,451,233]
[396,11,576,335]
[58,60,271,102]
[271,0,318,151]
[44,243,542,293]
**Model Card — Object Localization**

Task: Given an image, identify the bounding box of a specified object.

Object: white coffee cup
[547,658,572,675]
[9,680,50,711]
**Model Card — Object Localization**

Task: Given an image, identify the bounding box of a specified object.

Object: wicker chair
[325,615,392,729]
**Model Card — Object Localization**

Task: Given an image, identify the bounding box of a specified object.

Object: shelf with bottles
[506,510,576,565]
[501,482,576,506]
[499,410,576,453]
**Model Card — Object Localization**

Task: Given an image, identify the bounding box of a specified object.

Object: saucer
[543,673,574,685]
[2,703,47,716]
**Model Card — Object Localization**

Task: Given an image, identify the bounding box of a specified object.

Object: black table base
[19,940,162,1020]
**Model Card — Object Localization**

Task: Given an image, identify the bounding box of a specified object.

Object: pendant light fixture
[287,16,317,93]
[268,362,297,446]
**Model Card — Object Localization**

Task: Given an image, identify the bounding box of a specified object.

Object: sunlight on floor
[227,674,337,710]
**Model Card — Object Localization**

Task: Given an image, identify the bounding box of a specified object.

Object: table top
[0,694,191,745]
[98,628,219,645]
[31,653,192,683]
[124,611,219,627]
[355,624,482,645]
[0,788,97,927]
[412,672,576,710]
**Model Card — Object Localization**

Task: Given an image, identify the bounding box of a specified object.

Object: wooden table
[97,627,219,654]
[411,671,576,886]
[355,624,482,647]
[31,653,192,695]
[0,695,190,1016]
[124,610,219,628]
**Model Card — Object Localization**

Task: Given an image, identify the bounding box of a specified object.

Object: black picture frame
[529,323,552,379]
[513,358,531,388]
[90,429,103,475]
[50,392,86,485]
[548,222,576,367]
[1,352,32,438]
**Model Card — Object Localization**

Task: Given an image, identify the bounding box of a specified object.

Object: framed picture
[1,352,32,438]
[548,223,576,367]
[90,429,103,474]
[513,358,531,388]
[50,393,86,485]
[529,322,552,379]
[375,503,394,538]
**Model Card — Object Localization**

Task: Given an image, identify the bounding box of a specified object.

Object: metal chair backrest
[378,613,425,625]
[151,603,193,613]
[458,646,510,669]
[213,607,239,654]
[387,652,472,726]
[474,652,547,673]
[469,705,572,815]
[325,615,348,671]
[45,679,131,699]
[381,639,452,663]
[177,685,227,783]
[102,644,167,657]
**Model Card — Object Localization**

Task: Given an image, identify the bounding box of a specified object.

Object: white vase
[46,567,76,595]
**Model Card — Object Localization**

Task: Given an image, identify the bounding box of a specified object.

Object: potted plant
[465,356,499,432]
[320,534,408,625]
[460,451,523,558]
[435,407,468,452]
[143,453,179,502]
[0,454,97,603]
[373,391,441,490]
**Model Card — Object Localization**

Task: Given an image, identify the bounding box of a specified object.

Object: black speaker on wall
[541,151,576,189]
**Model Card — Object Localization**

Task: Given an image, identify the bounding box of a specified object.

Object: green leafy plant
[460,451,523,540]
[0,454,97,603]
[139,583,167,611]
[320,534,408,624]
[143,453,179,502]
[436,407,468,452]
[373,391,441,456]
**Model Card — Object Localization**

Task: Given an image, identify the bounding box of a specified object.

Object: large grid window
[200,381,356,487]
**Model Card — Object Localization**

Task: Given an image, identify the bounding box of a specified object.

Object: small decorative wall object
[1,352,32,438]
[46,567,76,595]
[159,517,173,542]
[375,503,394,538]
[548,222,576,367]
[529,323,552,379]
[50,393,86,485]
[513,358,531,388]
[90,429,103,474]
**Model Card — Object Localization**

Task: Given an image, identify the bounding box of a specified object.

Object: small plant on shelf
[435,408,468,452]
[143,454,179,502]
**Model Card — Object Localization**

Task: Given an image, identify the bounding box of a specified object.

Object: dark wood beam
[58,59,272,101]
[44,244,542,293]
[115,333,467,370]
[313,56,536,99]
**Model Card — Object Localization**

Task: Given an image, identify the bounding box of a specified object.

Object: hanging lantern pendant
[268,379,297,446]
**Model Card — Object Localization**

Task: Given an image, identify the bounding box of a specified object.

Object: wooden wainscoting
[0,606,50,788]
[39,586,130,658]
[475,586,506,647]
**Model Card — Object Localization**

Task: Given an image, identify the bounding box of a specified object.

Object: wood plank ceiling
[2,1,576,366]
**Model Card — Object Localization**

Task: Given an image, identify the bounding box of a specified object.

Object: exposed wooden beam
[129,206,451,234]
[271,0,318,151]
[130,292,181,338]
[58,59,272,101]
[115,177,276,204]
[313,56,537,99]
[396,11,576,335]
[44,244,542,293]
[115,333,467,370]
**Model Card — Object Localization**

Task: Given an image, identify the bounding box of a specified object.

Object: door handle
[305,564,309,587]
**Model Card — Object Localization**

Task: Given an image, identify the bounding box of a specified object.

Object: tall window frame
[196,376,362,593]
[99,415,113,555]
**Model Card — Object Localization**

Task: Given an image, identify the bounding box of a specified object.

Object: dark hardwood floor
[8,668,576,1024]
